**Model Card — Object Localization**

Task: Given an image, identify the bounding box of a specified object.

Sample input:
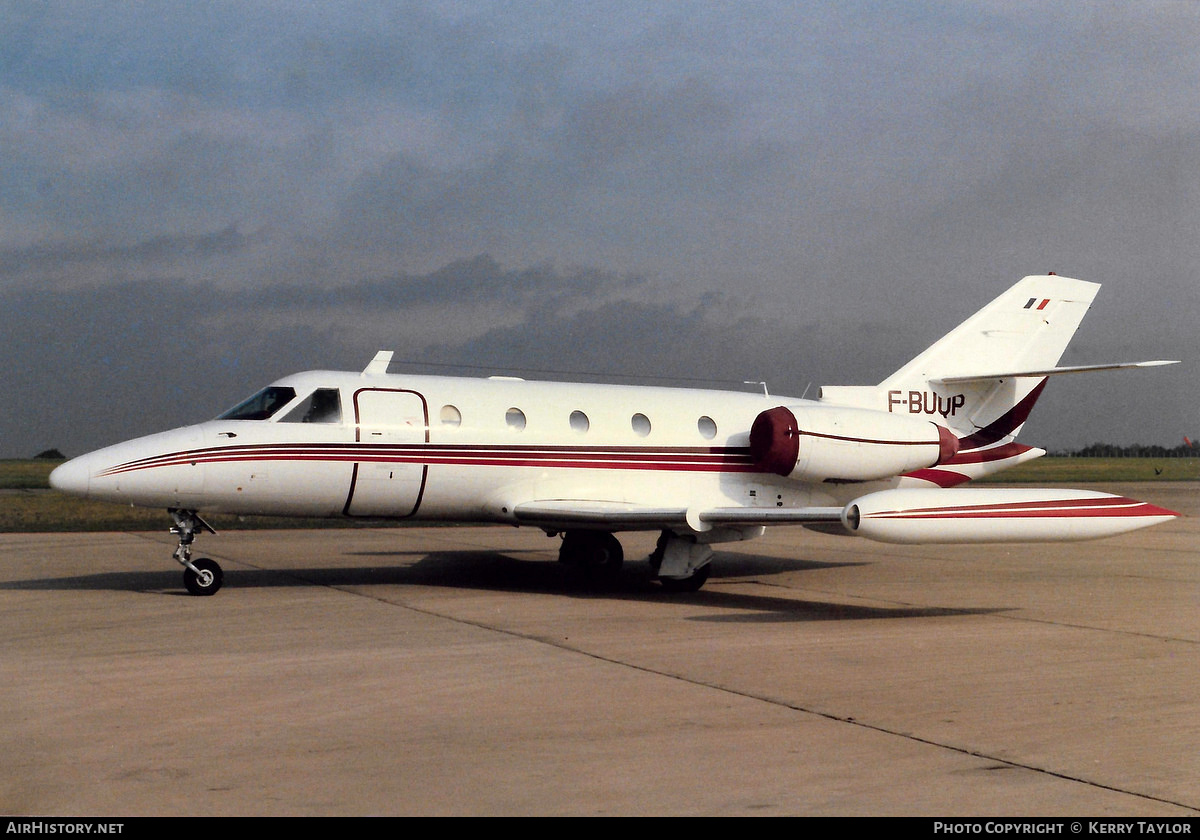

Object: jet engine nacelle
[840,487,1179,544]
[749,405,957,482]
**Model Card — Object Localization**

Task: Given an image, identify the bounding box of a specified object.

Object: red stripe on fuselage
[96,442,763,477]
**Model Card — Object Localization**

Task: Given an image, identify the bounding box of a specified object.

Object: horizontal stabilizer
[933,360,1178,385]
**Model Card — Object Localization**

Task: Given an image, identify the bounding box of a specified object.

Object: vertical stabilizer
[879,276,1098,485]
[881,275,1099,389]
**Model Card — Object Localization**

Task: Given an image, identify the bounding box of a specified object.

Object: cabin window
[697,415,717,439]
[440,405,462,427]
[569,410,589,433]
[216,386,297,421]
[505,407,527,431]
[280,389,342,423]
[631,413,651,437]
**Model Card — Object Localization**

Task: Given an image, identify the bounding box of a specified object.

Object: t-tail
[818,275,1178,488]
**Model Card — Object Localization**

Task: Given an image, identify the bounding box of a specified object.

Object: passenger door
[344,388,428,517]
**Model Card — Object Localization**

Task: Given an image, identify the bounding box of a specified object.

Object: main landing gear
[649,530,713,592]
[556,529,713,592]
[558,530,624,588]
[169,509,222,596]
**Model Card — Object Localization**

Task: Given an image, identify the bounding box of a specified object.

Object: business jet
[50,274,1179,596]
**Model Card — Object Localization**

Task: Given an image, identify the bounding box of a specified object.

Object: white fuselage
[52,370,853,524]
[49,366,1179,548]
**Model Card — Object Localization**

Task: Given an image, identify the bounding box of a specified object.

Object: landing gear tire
[659,563,711,593]
[184,557,223,596]
[559,531,624,588]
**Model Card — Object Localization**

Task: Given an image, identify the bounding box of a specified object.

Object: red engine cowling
[749,404,958,482]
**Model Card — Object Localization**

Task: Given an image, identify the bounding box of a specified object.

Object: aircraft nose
[49,456,91,497]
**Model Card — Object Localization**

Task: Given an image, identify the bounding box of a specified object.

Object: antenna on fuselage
[363,350,393,376]
[744,380,769,397]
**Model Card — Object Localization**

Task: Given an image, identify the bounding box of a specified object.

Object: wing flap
[513,500,689,529]
[700,507,844,525]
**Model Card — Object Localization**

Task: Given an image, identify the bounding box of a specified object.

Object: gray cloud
[0,224,252,280]
[0,2,1194,457]
[2,255,1186,458]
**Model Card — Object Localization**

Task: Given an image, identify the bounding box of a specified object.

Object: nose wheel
[183,557,223,596]
[169,509,222,596]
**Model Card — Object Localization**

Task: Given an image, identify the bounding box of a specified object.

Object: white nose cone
[49,456,91,497]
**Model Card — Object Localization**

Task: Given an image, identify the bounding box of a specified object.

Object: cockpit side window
[280,389,342,424]
[216,386,298,421]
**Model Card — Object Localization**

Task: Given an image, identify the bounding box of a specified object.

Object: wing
[512,499,844,532]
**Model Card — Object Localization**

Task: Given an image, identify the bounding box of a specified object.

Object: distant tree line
[1053,442,1200,458]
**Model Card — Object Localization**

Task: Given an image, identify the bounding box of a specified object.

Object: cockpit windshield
[280,389,342,424]
[216,386,297,421]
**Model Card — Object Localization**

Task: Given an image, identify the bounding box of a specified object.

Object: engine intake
[749,405,957,482]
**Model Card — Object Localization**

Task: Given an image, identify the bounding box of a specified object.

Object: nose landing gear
[169,509,222,596]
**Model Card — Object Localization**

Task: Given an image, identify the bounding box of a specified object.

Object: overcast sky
[1,1,1196,459]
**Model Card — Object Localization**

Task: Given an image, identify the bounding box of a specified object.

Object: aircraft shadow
[0,549,1005,621]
